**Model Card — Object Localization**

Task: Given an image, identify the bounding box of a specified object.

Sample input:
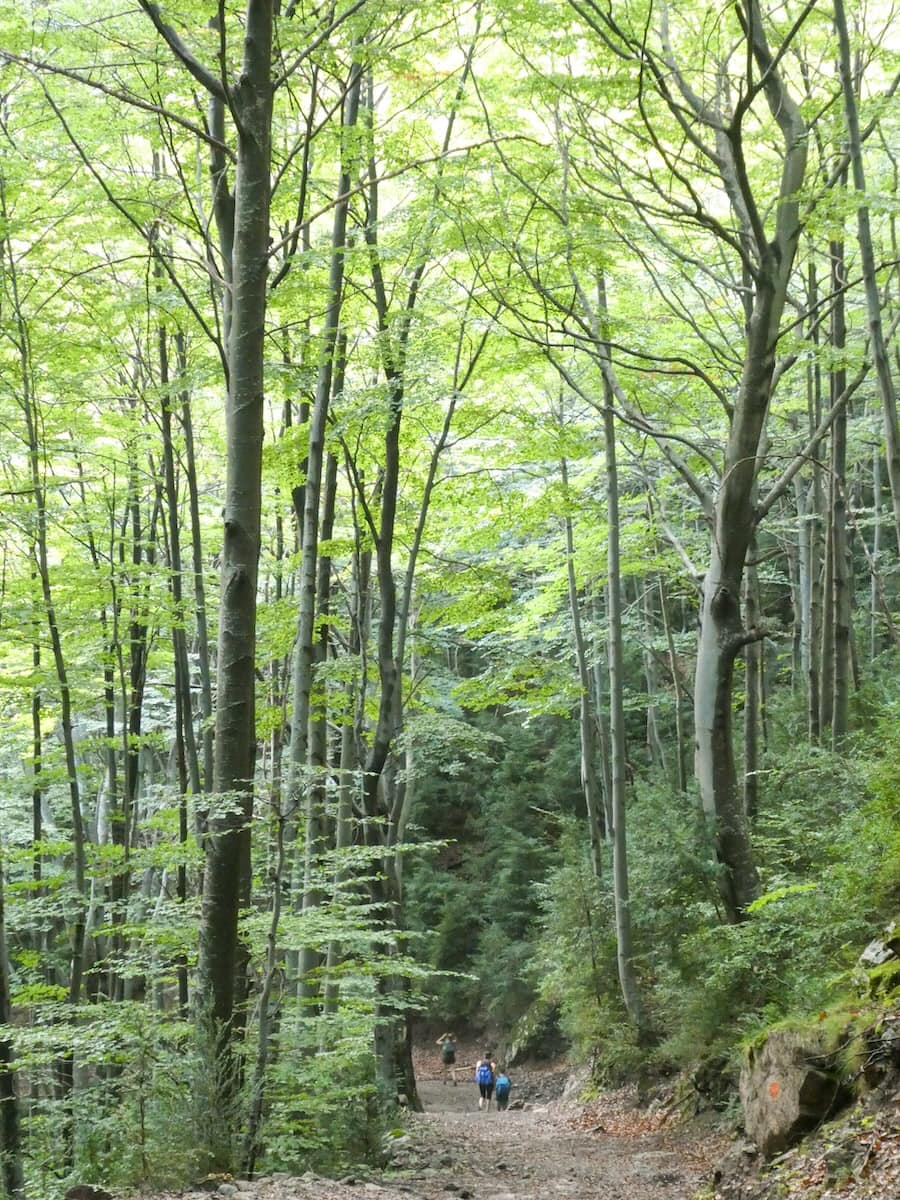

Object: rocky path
[395,1076,715,1200]
[149,1069,721,1200]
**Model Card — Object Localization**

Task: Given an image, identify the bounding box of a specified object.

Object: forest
[0,1,898,1197]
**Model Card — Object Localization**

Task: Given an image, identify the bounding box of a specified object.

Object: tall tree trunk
[834,0,900,554]
[31,611,43,893]
[323,537,371,1016]
[599,279,643,1031]
[177,332,214,795]
[870,445,882,660]
[830,239,851,746]
[819,460,836,736]
[0,848,25,1200]
[158,318,195,1015]
[658,575,688,793]
[297,446,340,1007]
[176,3,274,1153]
[241,799,285,1177]
[805,260,824,743]
[742,543,761,820]
[6,212,86,1162]
[160,325,202,798]
[287,66,362,1005]
[561,457,604,879]
[693,0,807,920]
[640,582,666,775]
[590,589,613,831]
[786,496,803,694]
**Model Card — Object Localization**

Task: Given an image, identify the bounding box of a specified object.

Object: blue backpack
[495,1073,510,1098]
[476,1062,493,1086]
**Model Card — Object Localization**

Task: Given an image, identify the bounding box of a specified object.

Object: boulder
[858,921,899,968]
[739,1028,847,1158]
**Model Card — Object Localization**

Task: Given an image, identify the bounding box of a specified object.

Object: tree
[135,1,276,1127]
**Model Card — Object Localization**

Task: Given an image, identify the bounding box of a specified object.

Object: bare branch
[137,1,229,103]
[4,51,234,160]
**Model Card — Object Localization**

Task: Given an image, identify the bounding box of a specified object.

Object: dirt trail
[397,1075,714,1200]
[138,1065,720,1200]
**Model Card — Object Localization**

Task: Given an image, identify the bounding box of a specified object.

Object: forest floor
[127,1043,900,1200]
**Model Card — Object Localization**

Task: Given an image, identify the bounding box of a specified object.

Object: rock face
[739,1029,846,1158]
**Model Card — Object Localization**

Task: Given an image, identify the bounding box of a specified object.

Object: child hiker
[494,1066,512,1111]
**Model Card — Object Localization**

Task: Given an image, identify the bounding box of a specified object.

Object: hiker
[494,1066,512,1111]
[474,1052,496,1110]
[436,1032,457,1085]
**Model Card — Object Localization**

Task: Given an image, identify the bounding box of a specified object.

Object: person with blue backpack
[494,1066,512,1111]
[474,1052,496,1110]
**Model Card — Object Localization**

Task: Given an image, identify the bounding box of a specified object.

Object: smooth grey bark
[72,465,121,999]
[242,799,286,1176]
[201,0,273,1051]
[830,240,851,746]
[804,260,825,742]
[871,446,882,660]
[834,0,900,556]
[742,544,761,820]
[819,466,836,736]
[157,315,195,1016]
[590,590,613,831]
[297,445,340,1007]
[323,528,371,1017]
[0,848,25,1200]
[177,333,215,796]
[640,582,666,774]
[322,705,358,1018]
[658,575,688,794]
[795,474,811,684]
[561,455,605,879]
[600,353,643,1033]
[788,491,803,693]
[139,1,275,1137]
[159,322,202,799]
[31,617,42,890]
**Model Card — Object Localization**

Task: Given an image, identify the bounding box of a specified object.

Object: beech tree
[457,0,897,922]
[0,0,898,1192]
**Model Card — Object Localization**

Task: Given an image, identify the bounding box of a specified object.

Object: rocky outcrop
[858,920,900,968]
[739,1028,847,1158]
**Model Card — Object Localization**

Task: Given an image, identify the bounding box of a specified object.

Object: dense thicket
[0,1,898,1196]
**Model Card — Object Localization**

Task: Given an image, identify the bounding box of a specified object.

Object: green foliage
[405,713,579,1031]
[531,821,617,1055]
[523,693,900,1085]
[261,1019,381,1173]
[6,1005,205,1198]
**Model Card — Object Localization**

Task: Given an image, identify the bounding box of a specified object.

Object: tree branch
[137,1,229,103]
